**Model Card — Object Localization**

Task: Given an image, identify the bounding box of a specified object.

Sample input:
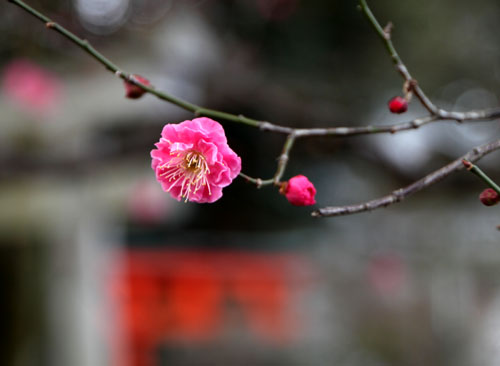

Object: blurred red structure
[367,253,408,297]
[127,180,172,225]
[108,249,312,366]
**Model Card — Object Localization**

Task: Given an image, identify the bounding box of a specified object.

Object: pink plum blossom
[281,175,316,206]
[151,117,241,203]
[2,59,61,114]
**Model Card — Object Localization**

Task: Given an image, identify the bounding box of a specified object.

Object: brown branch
[239,132,297,187]
[358,0,439,115]
[294,116,438,137]
[359,0,500,123]
[273,133,297,184]
[9,0,500,218]
[312,139,500,217]
[291,108,500,138]
[462,159,500,195]
[9,0,500,139]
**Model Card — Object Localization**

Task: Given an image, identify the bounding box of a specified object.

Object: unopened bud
[124,74,150,99]
[388,96,408,114]
[462,159,473,170]
[280,175,316,206]
[479,188,500,206]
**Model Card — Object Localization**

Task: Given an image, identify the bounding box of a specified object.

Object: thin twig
[295,116,438,137]
[239,132,297,187]
[273,133,297,184]
[9,0,500,216]
[312,139,500,217]
[8,0,265,129]
[9,0,500,136]
[238,173,273,188]
[462,159,500,195]
[358,0,500,123]
[358,0,438,115]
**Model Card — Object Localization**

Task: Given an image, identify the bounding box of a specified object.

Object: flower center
[159,150,211,201]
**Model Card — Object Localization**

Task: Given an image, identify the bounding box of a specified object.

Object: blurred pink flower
[2,59,61,114]
[151,117,241,203]
[281,175,316,206]
[127,180,171,224]
[367,253,407,297]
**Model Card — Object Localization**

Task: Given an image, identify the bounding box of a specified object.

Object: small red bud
[388,96,408,114]
[479,188,500,206]
[462,159,473,170]
[281,175,316,206]
[124,74,150,99]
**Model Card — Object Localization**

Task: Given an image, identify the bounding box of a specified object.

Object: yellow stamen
[159,150,210,201]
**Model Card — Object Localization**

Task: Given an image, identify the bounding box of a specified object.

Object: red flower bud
[124,74,150,99]
[388,96,408,114]
[461,159,473,170]
[280,175,316,206]
[479,188,500,206]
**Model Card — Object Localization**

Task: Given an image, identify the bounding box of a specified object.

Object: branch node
[402,79,418,102]
[393,188,405,201]
[45,21,55,29]
[259,122,272,131]
[408,79,418,91]
[383,22,393,39]
[278,155,289,164]
[462,159,473,170]
[410,119,420,129]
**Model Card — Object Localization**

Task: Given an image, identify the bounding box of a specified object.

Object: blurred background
[1,0,500,365]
